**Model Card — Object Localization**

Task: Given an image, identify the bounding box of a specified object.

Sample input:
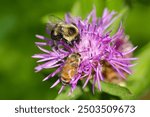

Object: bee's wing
[46,15,63,31]
[48,15,63,24]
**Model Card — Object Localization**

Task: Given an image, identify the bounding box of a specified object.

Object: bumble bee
[61,53,80,85]
[47,16,79,43]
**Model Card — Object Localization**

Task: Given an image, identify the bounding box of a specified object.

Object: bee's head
[51,24,63,40]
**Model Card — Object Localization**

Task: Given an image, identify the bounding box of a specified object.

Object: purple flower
[33,8,137,95]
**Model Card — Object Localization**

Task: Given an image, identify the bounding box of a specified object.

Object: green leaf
[127,43,150,99]
[55,86,82,100]
[101,82,133,99]
[125,4,150,46]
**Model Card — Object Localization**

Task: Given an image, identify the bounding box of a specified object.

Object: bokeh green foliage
[0,0,150,100]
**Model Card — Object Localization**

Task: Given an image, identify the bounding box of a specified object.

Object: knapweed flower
[33,8,137,94]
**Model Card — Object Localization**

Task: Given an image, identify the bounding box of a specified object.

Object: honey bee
[61,53,81,85]
[101,60,126,86]
[47,16,79,43]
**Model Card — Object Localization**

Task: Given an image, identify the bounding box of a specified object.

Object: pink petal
[50,79,60,88]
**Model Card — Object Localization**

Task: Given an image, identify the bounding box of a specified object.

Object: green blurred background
[0,0,150,100]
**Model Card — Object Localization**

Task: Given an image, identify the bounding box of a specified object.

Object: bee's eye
[68,27,76,35]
